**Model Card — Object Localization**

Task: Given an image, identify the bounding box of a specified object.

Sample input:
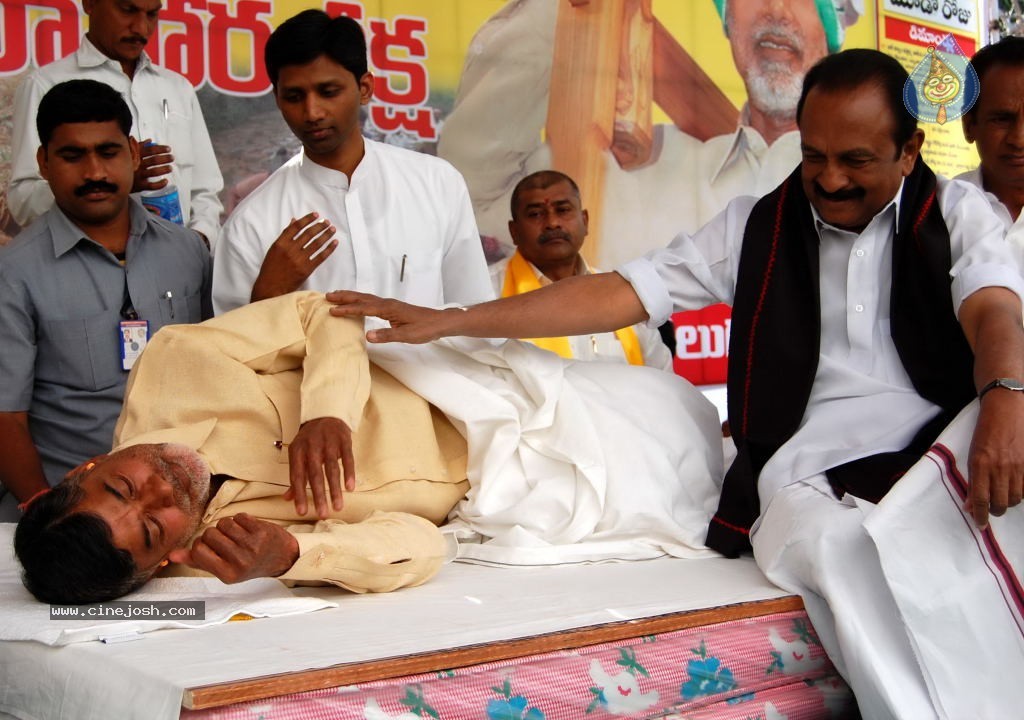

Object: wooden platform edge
[183,595,804,710]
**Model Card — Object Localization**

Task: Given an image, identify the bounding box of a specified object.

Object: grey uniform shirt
[0,198,211,491]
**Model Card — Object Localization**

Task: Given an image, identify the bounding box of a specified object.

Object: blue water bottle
[141,185,184,225]
[140,140,184,225]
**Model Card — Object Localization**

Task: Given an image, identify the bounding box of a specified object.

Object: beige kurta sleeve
[115,291,371,448]
[295,294,370,430]
[276,511,448,592]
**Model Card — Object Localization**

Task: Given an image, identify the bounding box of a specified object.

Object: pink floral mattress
[183,609,852,720]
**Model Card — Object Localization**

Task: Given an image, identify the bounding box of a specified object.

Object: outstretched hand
[251,213,338,302]
[167,513,299,583]
[326,290,458,344]
[282,416,354,518]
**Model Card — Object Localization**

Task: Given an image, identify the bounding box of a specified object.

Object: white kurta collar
[296,149,351,189]
[295,137,379,190]
[75,34,154,75]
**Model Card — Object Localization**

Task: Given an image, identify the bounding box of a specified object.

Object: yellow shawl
[501,251,644,365]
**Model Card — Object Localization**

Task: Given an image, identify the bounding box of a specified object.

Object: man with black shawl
[328,49,1024,719]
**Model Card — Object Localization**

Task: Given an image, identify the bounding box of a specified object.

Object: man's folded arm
[277,511,448,593]
[119,293,371,515]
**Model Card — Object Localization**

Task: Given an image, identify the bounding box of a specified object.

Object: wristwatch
[978,378,1024,400]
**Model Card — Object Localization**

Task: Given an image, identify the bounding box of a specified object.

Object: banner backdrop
[0,0,506,241]
[879,0,984,175]
[0,0,984,384]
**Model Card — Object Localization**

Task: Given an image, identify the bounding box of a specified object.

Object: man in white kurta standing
[329,50,1024,719]
[211,10,493,315]
[958,37,1024,250]
[7,0,223,247]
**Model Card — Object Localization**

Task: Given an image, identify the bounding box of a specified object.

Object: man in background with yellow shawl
[490,171,672,370]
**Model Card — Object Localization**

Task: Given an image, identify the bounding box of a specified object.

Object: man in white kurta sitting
[958,37,1024,246]
[491,170,671,370]
[14,292,721,604]
[327,50,1024,719]
[211,9,493,315]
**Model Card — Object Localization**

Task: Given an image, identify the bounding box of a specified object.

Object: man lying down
[15,292,723,604]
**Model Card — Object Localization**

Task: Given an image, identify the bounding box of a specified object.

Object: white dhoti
[752,403,1024,719]
[369,335,725,565]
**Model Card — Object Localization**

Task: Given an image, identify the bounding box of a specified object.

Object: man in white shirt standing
[211,10,492,315]
[959,37,1024,245]
[330,50,1024,719]
[491,170,671,370]
[7,0,223,247]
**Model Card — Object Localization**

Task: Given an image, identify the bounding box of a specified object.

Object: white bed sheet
[0,544,789,720]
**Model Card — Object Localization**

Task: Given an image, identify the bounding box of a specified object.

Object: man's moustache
[75,181,119,196]
[539,231,571,244]
[813,183,865,202]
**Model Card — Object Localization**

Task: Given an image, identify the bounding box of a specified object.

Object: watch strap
[978,378,1024,400]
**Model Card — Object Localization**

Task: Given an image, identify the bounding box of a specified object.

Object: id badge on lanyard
[119,272,150,370]
[120,319,149,370]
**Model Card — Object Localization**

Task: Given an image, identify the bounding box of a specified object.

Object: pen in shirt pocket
[163,290,174,319]
[400,254,407,282]
[162,98,169,121]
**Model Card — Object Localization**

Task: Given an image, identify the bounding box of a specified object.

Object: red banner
[0,1,80,74]
[883,15,975,55]
[0,0,438,139]
[671,304,731,386]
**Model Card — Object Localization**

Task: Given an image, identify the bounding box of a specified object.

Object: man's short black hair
[36,79,132,149]
[968,37,1024,118]
[797,49,917,151]
[510,170,581,220]
[264,9,368,87]
[14,482,148,604]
